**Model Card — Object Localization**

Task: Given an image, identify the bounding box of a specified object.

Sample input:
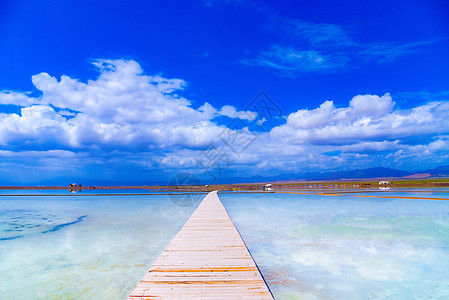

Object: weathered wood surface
[128,191,273,299]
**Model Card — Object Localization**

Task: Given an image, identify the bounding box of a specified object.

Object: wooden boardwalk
[128,191,273,299]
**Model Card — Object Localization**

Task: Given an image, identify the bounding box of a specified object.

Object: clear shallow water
[2,190,449,299]
[0,191,197,299]
[354,190,449,199]
[221,191,449,300]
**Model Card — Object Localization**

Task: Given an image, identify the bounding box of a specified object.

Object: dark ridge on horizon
[215,165,449,184]
[1,165,448,186]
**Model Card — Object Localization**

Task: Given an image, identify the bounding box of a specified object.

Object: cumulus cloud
[0,91,39,106]
[0,106,73,148]
[1,59,449,181]
[0,59,255,151]
[270,94,449,146]
[218,105,257,120]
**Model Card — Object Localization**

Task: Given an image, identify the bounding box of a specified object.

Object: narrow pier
[128,191,273,299]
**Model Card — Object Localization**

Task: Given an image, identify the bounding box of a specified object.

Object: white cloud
[270,94,449,146]
[242,46,348,75]
[349,94,395,118]
[0,106,73,147]
[1,59,449,181]
[340,140,402,153]
[0,91,39,106]
[218,105,256,120]
[243,15,440,76]
[428,137,449,152]
[0,59,254,151]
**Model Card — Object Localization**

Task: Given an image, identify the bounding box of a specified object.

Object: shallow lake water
[221,190,449,299]
[0,190,198,299]
[1,189,449,299]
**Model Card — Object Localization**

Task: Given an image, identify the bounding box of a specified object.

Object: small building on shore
[69,183,82,193]
[263,184,273,191]
[379,181,391,190]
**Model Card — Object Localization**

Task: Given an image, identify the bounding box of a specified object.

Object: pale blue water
[221,191,449,299]
[0,191,198,299]
[1,190,448,299]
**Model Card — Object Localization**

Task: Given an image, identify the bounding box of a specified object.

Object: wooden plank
[128,191,273,299]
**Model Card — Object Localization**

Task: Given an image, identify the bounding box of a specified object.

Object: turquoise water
[1,190,449,299]
[221,191,449,299]
[0,191,197,299]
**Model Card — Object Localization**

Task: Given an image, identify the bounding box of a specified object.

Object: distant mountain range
[1,165,448,186]
[216,165,449,184]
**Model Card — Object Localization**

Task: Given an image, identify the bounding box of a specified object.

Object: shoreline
[0,177,448,192]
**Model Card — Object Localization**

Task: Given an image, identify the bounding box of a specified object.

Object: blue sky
[0,0,448,184]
